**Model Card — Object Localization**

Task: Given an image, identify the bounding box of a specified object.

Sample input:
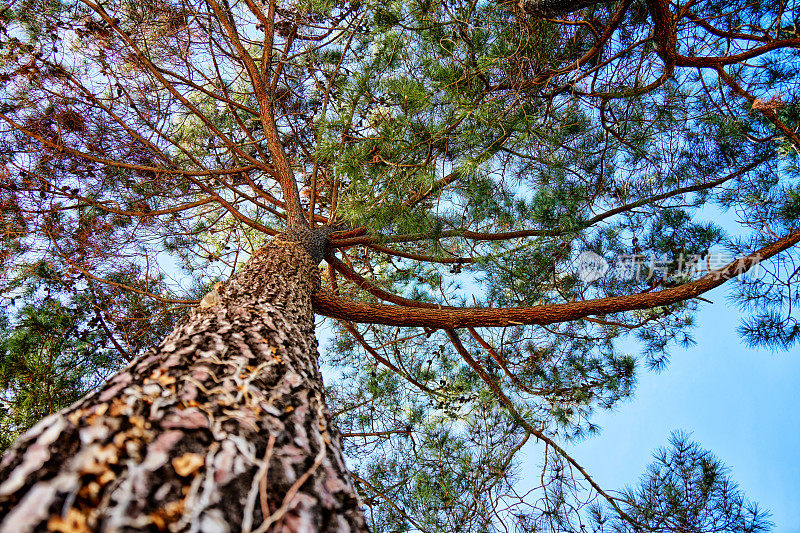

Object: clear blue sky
[322,245,800,529]
[561,283,800,531]
[321,211,800,529]
[323,279,800,529]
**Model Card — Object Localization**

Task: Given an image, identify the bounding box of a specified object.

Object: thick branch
[315,229,800,328]
[205,0,306,228]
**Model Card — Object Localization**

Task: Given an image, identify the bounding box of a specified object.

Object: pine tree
[0,265,127,453]
[0,0,797,530]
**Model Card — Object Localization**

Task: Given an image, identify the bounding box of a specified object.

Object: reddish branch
[330,226,368,240]
[329,162,759,261]
[366,244,475,265]
[204,0,306,228]
[329,227,558,248]
[645,0,677,65]
[676,38,800,68]
[327,255,441,308]
[716,67,800,149]
[315,228,800,328]
[647,0,800,68]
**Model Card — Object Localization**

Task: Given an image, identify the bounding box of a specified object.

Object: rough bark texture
[0,238,368,532]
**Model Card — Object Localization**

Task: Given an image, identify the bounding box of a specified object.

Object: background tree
[0,0,797,530]
[0,264,125,452]
[589,433,770,533]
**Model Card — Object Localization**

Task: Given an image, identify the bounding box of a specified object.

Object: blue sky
[319,204,799,528]
[321,237,800,529]
[563,283,800,531]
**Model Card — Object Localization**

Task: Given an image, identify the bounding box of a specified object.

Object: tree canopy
[0,0,798,530]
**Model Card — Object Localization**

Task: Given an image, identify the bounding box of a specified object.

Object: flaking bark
[0,238,368,532]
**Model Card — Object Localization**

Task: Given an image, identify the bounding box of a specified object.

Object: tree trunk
[0,239,368,532]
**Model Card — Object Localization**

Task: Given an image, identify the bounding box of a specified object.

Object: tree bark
[0,238,368,532]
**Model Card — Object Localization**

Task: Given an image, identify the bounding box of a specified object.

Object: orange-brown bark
[315,229,800,328]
